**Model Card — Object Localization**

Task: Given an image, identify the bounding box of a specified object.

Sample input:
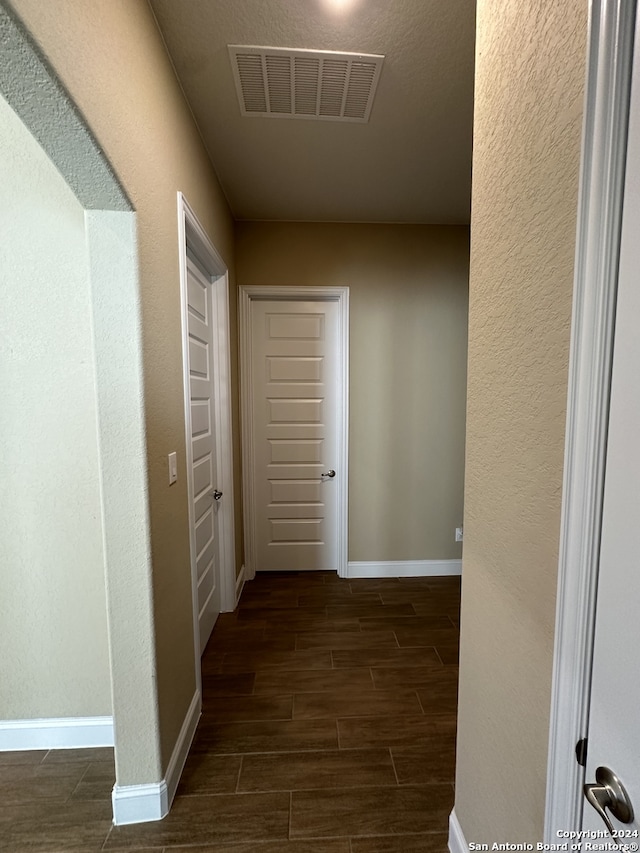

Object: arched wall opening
[0,2,162,819]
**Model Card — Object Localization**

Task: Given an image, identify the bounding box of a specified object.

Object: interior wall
[8,0,237,780]
[236,222,469,563]
[455,0,588,840]
[0,92,111,719]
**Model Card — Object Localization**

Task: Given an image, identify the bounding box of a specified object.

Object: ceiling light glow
[321,0,361,13]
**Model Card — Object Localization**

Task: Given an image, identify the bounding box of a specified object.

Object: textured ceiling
[149,0,476,223]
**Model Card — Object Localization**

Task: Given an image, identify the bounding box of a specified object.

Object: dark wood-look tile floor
[0,572,459,852]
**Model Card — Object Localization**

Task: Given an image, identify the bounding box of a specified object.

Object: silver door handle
[584,766,634,839]
[210,490,223,501]
[321,469,336,478]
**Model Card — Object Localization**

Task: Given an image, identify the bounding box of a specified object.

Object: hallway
[0,572,460,851]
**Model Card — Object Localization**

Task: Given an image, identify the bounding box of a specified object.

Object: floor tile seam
[351,829,454,837]
[253,666,375,676]
[173,787,306,802]
[370,677,439,691]
[294,826,452,841]
[117,833,290,851]
[346,830,450,839]
[100,822,114,851]
[241,746,397,755]
[283,832,373,843]
[356,618,435,629]
[235,754,244,793]
[290,689,428,703]
[203,684,294,692]
[240,687,377,698]
[201,692,450,704]
[192,739,342,753]
[290,830,453,842]
[194,747,344,760]
[387,746,401,786]
[194,747,344,757]
[238,606,331,616]
[236,780,404,795]
[65,760,94,804]
[202,716,296,725]
[219,667,335,674]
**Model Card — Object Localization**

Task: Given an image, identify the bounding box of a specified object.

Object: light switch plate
[168,452,177,485]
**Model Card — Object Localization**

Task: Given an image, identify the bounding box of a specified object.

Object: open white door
[178,193,236,663]
[186,257,222,651]
[545,0,638,837]
[580,10,640,834]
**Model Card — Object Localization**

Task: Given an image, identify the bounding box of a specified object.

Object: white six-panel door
[249,299,340,572]
[186,258,221,650]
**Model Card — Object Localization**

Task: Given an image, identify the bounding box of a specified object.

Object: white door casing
[178,194,236,674]
[240,286,349,578]
[545,0,637,838]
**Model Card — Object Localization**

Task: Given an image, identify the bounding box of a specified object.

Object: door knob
[210,490,223,501]
[584,766,634,838]
[321,469,336,478]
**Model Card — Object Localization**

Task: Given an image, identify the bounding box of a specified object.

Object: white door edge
[239,285,349,580]
[210,271,236,610]
[177,193,236,690]
[544,0,636,838]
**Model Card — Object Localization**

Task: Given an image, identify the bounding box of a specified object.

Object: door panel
[581,14,640,835]
[269,439,323,463]
[250,299,339,572]
[267,357,323,382]
[187,258,221,651]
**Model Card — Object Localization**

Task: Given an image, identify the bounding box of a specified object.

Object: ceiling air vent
[229,46,384,123]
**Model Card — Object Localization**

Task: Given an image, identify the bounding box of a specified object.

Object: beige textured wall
[0,93,111,719]
[455,0,588,841]
[8,0,236,778]
[236,222,469,562]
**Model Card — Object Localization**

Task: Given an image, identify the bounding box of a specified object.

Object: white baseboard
[111,780,169,825]
[449,809,467,853]
[0,716,114,751]
[112,690,200,825]
[346,559,462,578]
[164,689,200,812]
[235,564,246,606]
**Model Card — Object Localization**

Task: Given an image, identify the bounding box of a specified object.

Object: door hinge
[576,737,588,767]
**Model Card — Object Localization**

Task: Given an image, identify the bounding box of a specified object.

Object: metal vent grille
[229,46,384,123]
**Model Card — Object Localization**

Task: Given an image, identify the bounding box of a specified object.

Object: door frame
[544,0,636,838]
[239,285,349,580]
[177,193,236,678]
